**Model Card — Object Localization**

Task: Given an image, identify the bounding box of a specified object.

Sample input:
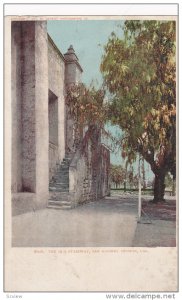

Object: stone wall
[48,35,65,166]
[48,89,59,179]
[69,126,110,207]
[48,92,58,145]
[64,45,83,155]
[11,21,110,215]
[49,143,59,180]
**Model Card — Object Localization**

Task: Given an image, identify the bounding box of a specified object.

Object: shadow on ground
[132,198,176,247]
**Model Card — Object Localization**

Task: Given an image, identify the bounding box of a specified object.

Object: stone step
[55,175,69,179]
[49,187,69,192]
[49,183,69,187]
[51,180,69,184]
[49,190,69,193]
[48,198,72,209]
[49,193,69,197]
[62,161,70,165]
[47,204,72,210]
[50,182,69,186]
[49,191,69,197]
[54,186,69,190]
[49,194,70,201]
[50,187,69,191]
[49,195,70,201]
[63,156,72,160]
[48,199,71,205]
[51,172,69,177]
[53,180,68,184]
[55,177,69,181]
[52,174,69,178]
[51,176,69,179]
[49,198,69,202]
[50,180,69,184]
[58,172,69,175]
[58,171,69,175]
[60,163,69,167]
[58,166,69,169]
[50,184,68,188]
[60,165,69,168]
[57,171,69,175]
[51,183,69,187]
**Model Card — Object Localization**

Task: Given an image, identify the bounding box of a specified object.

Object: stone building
[11,20,110,216]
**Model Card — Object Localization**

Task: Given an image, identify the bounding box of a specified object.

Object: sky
[47,20,154,180]
[47,20,124,87]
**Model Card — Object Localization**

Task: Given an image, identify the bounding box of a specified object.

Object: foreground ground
[133,197,176,247]
[12,192,176,247]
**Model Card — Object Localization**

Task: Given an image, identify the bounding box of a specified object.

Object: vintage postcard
[4,3,178,294]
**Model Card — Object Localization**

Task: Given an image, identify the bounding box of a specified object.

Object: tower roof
[64,45,78,62]
[64,45,83,72]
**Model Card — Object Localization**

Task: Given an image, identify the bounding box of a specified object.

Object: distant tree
[165,172,176,195]
[165,172,173,189]
[128,169,134,189]
[133,174,139,189]
[110,164,126,188]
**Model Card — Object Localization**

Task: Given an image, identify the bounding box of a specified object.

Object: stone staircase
[48,156,73,209]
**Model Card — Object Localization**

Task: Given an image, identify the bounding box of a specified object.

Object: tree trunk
[153,171,166,203]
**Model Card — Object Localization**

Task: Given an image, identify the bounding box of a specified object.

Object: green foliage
[101,20,176,178]
[66,83,107,127]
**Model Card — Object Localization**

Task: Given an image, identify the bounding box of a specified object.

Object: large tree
[101,20,176,203]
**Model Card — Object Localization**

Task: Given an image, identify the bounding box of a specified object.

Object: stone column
[21,21,37,192]
[64,45,83,155]
[11,21,49,213]
[34,22,49,200]
[11,21,23,192]
[21,21,49,197]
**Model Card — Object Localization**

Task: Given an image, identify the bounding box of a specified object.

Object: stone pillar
[21,21,49,196]
[21,22,36,192]
[64,45,83,155]
[11,21,49,214]
[11,21,23,192]
[34,22,49,200]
